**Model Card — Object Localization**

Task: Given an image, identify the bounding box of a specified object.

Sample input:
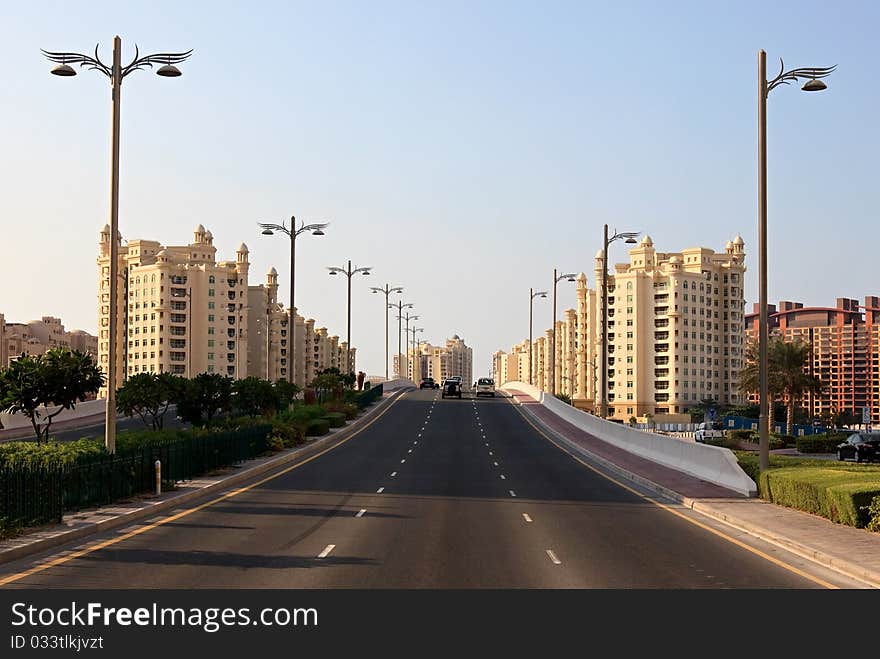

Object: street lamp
[370,284,403,380]
[42,37,192,454]
[600,225,639,419]
[389,300,414,377]
[258,216,328,386]
[529,288,547,386]
[757,51,834,470]
[327,260,372,375]
[551,269,577,396]
[399,312,419,380]
[410,326,424,381]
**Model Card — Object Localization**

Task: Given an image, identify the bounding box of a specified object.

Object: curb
[0,387,413,567]
[507,392,880,589]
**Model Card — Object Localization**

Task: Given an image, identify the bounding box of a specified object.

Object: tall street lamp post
[600,225,639,419]
[371,284,403,380]
[328,260,373,375]
[529,288,547,386]
[551,269,577,396]
[259,217,328,386]
[757,51,834,470]
[410,327,424,381]
[42,37,192,454]
[399,312,419,379]
[389,300,413,377]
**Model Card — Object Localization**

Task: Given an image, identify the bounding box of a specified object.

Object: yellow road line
[0,392,407,588]
[506,397,838,590]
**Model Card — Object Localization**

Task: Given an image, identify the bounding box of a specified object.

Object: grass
[735,450,880,529]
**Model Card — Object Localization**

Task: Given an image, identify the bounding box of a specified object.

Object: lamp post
[389,300,413,377]
[370,284,403,381]
[529,288,547,386]
[328,260,372,375]
[757,51,834,471]
[600,225,639,419]
[551,269,577,396]
[42,37,192,454]
[259,217,328,386]
[399,312,419,379]
[410,326,424,381]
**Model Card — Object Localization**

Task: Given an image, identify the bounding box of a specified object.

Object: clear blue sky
[1,1,877,378]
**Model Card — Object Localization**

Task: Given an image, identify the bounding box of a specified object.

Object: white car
[475,377,495,397]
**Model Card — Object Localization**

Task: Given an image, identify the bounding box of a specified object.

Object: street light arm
[120,46,193,78]
[609,229,640,244]
[42,45,112,77]
[258,221,292,237]
[556,272,578,283]
[767,59,836,93]
[295,221,330,236]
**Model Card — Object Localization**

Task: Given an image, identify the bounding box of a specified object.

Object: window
[208,327,215,335]
[209,275,215,284]
[208,289,215,297]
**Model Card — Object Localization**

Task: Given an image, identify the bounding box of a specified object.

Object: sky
[0,1,877,379]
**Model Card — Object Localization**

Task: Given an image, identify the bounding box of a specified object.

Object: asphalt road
[1,409,188,444]
[0,390,851,588]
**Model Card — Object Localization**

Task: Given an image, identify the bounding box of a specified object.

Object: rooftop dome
[725,240,733,250]
[156,249,169,259]
[268,266,278,275]
[452,334,460,339]
[237,242,249,253]
[205,230,213,240]
[195,224,205,233]
[577,272,587,283]
[733,235,744,245]
[101,223,110,233]
[669,255,681,264]
[595,249,604,260]
[639,234,653,247]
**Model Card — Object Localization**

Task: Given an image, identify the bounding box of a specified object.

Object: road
[1,409,188,444]
[0,390,857,588]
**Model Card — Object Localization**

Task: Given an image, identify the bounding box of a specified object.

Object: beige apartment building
[1,315,98,368]
[494,236,747,421]
[745,296,880,426]
[402,335,473,385]
[97,224,353,396]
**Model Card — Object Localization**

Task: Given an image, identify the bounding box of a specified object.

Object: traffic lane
[1,391,436,588]
[472,395,824,588]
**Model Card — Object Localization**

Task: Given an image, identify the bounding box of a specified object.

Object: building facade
[745,296,880,426]
[494,236,747,421]
[97,224,353,396]
[410,335,473,385]
[1,315,97,369]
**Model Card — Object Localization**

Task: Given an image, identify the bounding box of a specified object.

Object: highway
[0,390,853,588]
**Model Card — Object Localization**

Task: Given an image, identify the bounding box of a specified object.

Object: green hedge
[796,433,848,454]
[729,429,756,443]
[759,467,880,527]
[323,412,346,428]
[306,418,330,436]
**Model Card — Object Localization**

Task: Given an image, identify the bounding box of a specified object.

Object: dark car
[836,432,880,463]
[441,379,462,399]
[420,377,438,390]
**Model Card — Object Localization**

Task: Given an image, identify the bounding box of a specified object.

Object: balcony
[655,356,669,365]
[655,393,670,402]
[655,331,669,341]
[655,369,669,377]
[170,314,186,324]
[170,327,186,336]
[171,301,187,311]
[170,352,186,362]
[170,339,186,349]
[654,294,669,303]
[655,319,669,328]
[655,343,669,353]
[654,306,669,315]
[654,381,669,390]
[228,291,236,300]
[170,276,187,285]
[170,288,187,298]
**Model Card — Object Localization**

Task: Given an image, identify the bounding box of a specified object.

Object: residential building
[744,296,880,425]
[494,236,747,421]
[412,335,473,385]
[1,315,98,368]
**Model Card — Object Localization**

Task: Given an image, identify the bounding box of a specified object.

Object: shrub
[864,495,880,533]
[796,433,848,454]
[0,438,106,469]
[324,400,358,420]
[730,429,756,443]
[268,420,304,449]
[323,412,346,428]
[306,418,330,436]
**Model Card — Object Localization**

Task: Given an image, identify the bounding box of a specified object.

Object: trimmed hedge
[796,433,848,454]
[323,412,346,428]
[759,466,880,527]
[306,418,330,436]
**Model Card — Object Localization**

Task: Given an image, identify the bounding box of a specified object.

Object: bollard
[155,459,161,496]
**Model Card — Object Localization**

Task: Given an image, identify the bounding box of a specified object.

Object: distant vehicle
[420,377,439,390]
[475,377,495,397]
[836,432,880,463]
[694,421,725,444]
[441,378,462,399]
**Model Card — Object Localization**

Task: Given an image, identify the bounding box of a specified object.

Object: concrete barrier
[501,381,756,497]
[0,398,107,431]
[379,378,414,392]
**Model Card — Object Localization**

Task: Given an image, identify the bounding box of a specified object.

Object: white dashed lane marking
[391,471,397,477]
[546,550,561,565]
[318,545,336,559]
[522,513,533,523]
[356,509,366,518]
[376,487,384,493]
[509,490,517,497]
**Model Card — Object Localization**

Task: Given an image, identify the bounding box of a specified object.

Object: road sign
[707,408,717,421]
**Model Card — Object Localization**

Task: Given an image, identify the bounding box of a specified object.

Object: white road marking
[318,545,336,558]
[500,474,506,480]
[522,513,533,523]
[509,490,517,497]
[408,449,412,453]
[376,487,384,493]
[400,459,406,463]
[356,509,366,518]
[493,461,498,466]
[489,451,494,456]
[546,549,561,565]
[391,471,397,477]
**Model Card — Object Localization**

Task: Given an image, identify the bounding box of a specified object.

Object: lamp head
[261,228,274,236]
[329,270,339,276]
[51,63,77,76]
[802,78,827,92]
[156,64,182,77]
[312,228,325,236]
[362,270,371,276]
[625,237,638,244]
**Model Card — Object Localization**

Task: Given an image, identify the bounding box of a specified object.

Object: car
[836,432,880,463]
[420,377,438,390]
[694,421,725,444]
[475,377,495,397]
[441,378,462,399]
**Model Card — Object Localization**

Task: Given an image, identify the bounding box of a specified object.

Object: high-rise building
[411,335,473,385]
[745,296,880,425]
[494,236,747,421]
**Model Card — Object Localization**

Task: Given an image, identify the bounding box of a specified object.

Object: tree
[116,372,180,430]
[773,339,823,435]
[0,349,104,443]
[274,379,301,411]
[310,370,345,402]
[233,377,280,418]
[176,373,233,427]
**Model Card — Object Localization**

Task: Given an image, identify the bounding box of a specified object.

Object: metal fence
[1,425,271,531]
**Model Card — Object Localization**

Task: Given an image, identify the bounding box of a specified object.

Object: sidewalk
[504,388,880,588]
[0,387,412,566]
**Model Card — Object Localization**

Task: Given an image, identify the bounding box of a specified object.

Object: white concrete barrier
[379,378,415,392]
[501,382,756,497]
[0,398,107,431]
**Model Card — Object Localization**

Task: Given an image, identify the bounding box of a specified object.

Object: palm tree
[772,339,823,435]
[737,339,780,429]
